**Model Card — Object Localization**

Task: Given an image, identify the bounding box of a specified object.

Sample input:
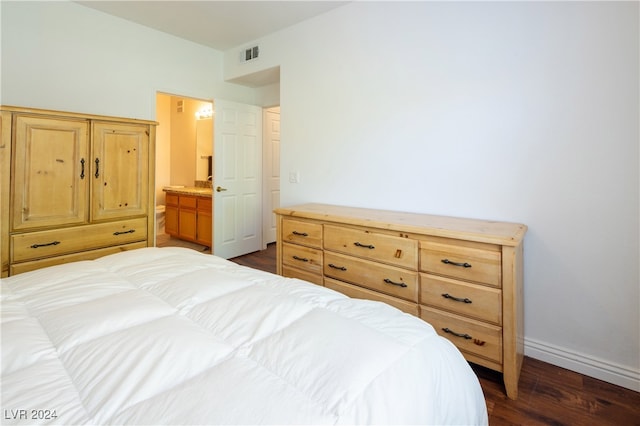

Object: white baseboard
[524,338,640,392]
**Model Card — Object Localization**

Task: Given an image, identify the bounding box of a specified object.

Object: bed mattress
[1,247,487,425]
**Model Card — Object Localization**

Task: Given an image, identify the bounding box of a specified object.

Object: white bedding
[1,247,487,425]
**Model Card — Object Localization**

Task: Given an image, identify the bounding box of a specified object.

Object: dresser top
[275,203,527,246]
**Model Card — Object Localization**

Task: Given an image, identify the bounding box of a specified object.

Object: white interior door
[262,106,280,246]
[213,99,263,259]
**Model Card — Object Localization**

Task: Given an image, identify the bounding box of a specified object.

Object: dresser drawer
[11,218,147,262]
[420,306,502,364]
[420,239,501,287]
[282,218,322,248]
[282,242,323,274]
[324,225,417,269]
[420,273,502,325]
[282,265,323,286]
[324,251,418,302]
[325,277,419,316]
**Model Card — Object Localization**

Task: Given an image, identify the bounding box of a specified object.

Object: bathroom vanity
[163,187,212,248]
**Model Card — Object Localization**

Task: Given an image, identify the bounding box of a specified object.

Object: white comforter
[1,247,487,425]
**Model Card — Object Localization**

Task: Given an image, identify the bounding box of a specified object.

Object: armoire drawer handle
[354,242,375,249]
[384,278,407,288]
[113,229,135,235]
[30,241,60,249]
[292,231,308,237]
[328,263,347,271]
[441,259,472,268]
[80,158,85,179]
[94,158,100,178]
[442,327,472,340]
[292,255,309,262]
[442,293,473,304]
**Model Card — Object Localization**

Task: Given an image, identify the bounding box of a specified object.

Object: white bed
[1,247,487,425]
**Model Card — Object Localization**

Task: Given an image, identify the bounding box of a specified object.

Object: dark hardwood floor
[230,243,640,426]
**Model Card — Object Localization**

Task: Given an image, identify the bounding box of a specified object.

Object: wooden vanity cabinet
[0,106,156,276]
[164,192,212,248]
[275,203,526,399]
[196,197,212,247]
[165,194,179,236]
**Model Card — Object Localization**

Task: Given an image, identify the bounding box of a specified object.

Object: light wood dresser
[275,203,527,399]
[0,106,156,277]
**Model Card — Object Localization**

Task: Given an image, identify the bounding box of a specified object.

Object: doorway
[262,106,281,246]
[155,93,213,253]
[155,93,276,258]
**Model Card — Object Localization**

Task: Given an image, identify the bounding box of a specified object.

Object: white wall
[0,1,256,119]
[228,1,639,390]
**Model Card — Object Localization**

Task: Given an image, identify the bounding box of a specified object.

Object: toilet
[155,205,166,236]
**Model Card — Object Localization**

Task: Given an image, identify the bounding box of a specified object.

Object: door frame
[262,105,281,248]
[154,91,278,258]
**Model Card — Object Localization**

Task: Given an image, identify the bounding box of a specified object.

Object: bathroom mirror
[195,118,213,182]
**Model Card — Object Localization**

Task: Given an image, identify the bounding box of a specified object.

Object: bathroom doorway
[154,92,272,258]
[155,92,213,253]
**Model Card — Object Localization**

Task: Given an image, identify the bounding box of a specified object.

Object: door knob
[216,186,227,192]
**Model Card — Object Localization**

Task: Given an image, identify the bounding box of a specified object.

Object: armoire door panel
[91,122,149,221]
[12,115,89,230]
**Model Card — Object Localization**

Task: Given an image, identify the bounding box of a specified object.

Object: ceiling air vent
[241,45,259,63]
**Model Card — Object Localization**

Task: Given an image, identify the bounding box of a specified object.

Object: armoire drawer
[9,242,147,275]
[420,306,502,364]
[324,251,418,302]
[325,277,419,316]
[282,242,323,274]
[420,273,502,324]
[282,218,323,248]
[324,225,417,269]
[420,239,501,287]
[11,218,147,262]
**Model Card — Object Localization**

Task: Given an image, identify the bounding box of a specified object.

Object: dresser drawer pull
[30,241,61,249]
[442,327,472,340]
[384,278,408,288]
[328,263,347,271]
[441,259,472,268]
[442,293,473,304]
[292,255,309,262]
[354,242,375,249]
[292,231,309,237]
[80,158,86,179]
[113,229,135,236]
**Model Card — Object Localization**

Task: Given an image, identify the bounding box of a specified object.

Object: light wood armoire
[0,106,157,277]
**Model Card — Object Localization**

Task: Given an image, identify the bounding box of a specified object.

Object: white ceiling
[75,1,349,51]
